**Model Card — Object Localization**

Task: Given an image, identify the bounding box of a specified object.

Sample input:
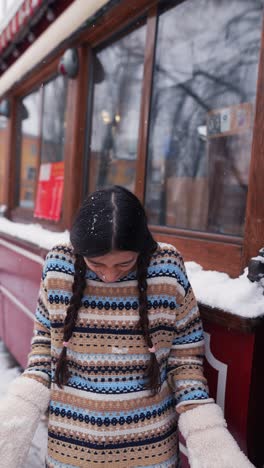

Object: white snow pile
[0,341,48,467]
[0,217,69,249]
[186,261,264,318]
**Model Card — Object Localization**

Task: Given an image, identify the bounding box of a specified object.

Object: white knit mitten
[0,377,50,468]
[178,403,254,468]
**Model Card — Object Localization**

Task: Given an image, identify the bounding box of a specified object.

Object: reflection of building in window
[19,134,39,208]
[17,76,67,214]
[31,143,37,156]
[26,166,36,180]
[24,191,33,201]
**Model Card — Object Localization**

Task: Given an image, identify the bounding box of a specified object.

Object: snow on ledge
[0,218,69,250]
[0,219,263,318]
[186,261,264,319]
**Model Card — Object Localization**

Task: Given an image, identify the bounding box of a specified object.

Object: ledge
[200,303,264,334]
[1,231,263,332]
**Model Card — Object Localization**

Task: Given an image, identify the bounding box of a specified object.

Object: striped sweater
[22,242,212,467]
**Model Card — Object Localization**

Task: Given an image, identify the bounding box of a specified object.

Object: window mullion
[134,5,158,204]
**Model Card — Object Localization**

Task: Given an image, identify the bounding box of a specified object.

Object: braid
[54,254,87,388]
[137,253,161,395]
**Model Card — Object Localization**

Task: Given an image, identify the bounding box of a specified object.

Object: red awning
[0,0,43,54]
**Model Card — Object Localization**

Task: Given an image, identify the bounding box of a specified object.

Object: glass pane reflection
[19,90,41,209]
[17,76,67,212]
[89,24,146,193]
[41,76,68,163]
[145,0,264,236]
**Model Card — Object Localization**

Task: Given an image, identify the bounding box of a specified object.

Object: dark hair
[55,185,160,393]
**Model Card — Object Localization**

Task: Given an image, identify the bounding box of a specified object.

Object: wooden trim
[242,12,264,268]
[200,304,264,334]
[83,49,95,199]
[12,58,59,98]
[3,1,157,101]
[135,5,157,202]
[150,224,243,245]
[62,45,90,229]
[153,231,242,277]
[77,0,158,49]
[10,206,65,231]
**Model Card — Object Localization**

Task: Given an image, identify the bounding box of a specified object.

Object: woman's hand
[179,403,254,468]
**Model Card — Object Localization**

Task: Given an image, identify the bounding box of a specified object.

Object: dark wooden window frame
[5,56,84,232]
[81,0,263,277]
[3,0,264,275]
[12,83,44,222]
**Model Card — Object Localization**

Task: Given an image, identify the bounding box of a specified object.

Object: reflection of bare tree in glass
[97,119,116,187]
[147,0,263,233]
[93,28,145,189]
[41,77,68,163]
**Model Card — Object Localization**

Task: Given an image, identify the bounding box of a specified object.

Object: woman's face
[84,250,139,283]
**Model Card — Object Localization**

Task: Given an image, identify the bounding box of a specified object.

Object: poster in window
[207,103,252,138]
[34,162,64,221]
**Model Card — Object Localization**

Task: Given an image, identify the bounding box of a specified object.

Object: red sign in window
[34,162,64,221]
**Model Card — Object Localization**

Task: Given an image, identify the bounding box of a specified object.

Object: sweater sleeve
[22,255,51,389]
[167,255,214,413]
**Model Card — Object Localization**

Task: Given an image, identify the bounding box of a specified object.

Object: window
[26,167,36,180]
[145,0,264,237]
[41,76,67,164]
[17,89,41,209]
[87,23,147,193]
[31,143,37,155]
[0,116,8,205]
[16,75,67,220]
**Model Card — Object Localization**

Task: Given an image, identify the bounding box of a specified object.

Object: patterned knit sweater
[22,242,211,468]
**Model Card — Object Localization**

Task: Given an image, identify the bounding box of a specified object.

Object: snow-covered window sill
[186,262,264,320]
[0,218,69,251]
[0,218,263,321]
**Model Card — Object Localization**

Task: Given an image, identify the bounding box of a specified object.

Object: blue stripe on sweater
[44,257,188,285]
[48,291,178,305]
[173,330,204,345]
[49,394,175,421]
[67,369,167,393]
[35,309,50,329]
[178,389,209,402]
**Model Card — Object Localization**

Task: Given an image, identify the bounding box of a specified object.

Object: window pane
[145,0,264,236]
[0,116,8,205]
[88,24,146,193]
[41,76,68,163]
[18,90,41,209]
[34,76,67,222]
[17,76,68,219]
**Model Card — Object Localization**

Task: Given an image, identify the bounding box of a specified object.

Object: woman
[0,186,253,467]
